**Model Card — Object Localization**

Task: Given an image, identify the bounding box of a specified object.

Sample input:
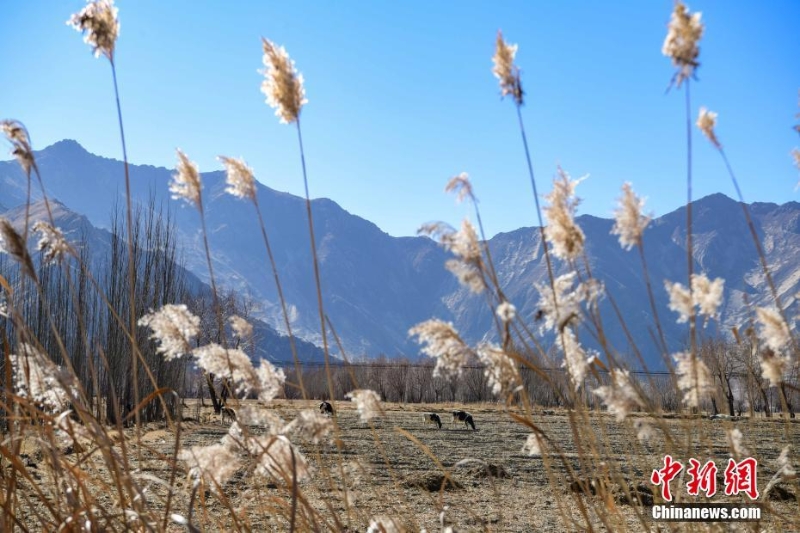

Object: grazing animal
[423,413,442,429]
[221,407,236,424]
[319,401,334,417]
[451,410,467,425]
[452,410,476,430]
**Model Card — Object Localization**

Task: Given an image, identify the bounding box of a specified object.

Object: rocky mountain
[2,140,798,369]
[0,197,326,364]
[0,140,454,357]
[453,194,800,365]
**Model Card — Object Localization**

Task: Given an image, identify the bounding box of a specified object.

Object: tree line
[186,342,799,418]
[3,203,797,424]
[1,201,189,424]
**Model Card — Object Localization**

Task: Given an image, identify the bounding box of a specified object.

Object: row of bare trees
[1,201,191,425]
[5,203,796,421]
[700,338,798,418]
[180,340,795,417]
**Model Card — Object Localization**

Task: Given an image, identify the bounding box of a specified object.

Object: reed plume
[662,1,703,88]
[261,38,307,124]
[492,31,523,105]
[67,0,119,61]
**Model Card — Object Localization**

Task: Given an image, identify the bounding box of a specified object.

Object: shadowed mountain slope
[2,141,798,368]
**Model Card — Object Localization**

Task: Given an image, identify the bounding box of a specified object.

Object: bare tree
[103,201,189,423]
[732,340,772,418]
[702,338,738,416]
[186,287,257,412]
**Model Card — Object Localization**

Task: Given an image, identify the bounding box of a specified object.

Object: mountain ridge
[0,197,326,364]
[2,140,799,368]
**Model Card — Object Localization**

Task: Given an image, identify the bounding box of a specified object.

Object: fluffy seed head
[409,319,473,379]
[192,344,258,396]
[421,219,485,292]
[236,406,287,433]
[12,343,72,413]
[662,1,704,88]
[171,150,202,207]
[219,156,256,200]
[345,389,383,422]
[445,259,486,294]
[178,443,241,494]
[0,218,35,279]
[248,434,310,482]
[665,274,724,324]
[67,0,119,60]
[261,38,307,124]
[492,31,523,105]
[726,428,749,459]
[477,343,520,397]
[543,168,586,260]
[221,422,246,451]
[776,446,796,480]
[535,273,603,333]
[138,304,200,361]
[755,307,791,352]
[1,120,34,174]
[0,120,31,151]
[229,315,254,339]
[255,359,286,402]
[285,410,333,445]
[611,182,650,250]
[496,301,516,323]
[442,219,482,263]
[445,172,474,204]
[697,107,721,149]
[593,369,642,422]
[760,349,789,387]
[417,221,452,242]
[665,280,692,323]
[32,221,73,264]
[561,329,595,390]
[440,218,486,293]
[673,351,712,408]
[691,273,725,321]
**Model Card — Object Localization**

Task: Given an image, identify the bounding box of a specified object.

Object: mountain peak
[696,192,737,206]
[41,139,89,156]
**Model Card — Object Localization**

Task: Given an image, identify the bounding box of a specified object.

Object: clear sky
[2,1,799,238]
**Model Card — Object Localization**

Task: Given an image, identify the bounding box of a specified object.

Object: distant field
[13,400,799,531]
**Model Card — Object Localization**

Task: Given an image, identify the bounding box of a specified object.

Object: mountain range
[0,189,325,365]
[2,140,799,369]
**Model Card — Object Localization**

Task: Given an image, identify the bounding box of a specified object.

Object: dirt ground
[9,400,800,532]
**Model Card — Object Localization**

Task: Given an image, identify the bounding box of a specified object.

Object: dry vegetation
[2,0,800,531]
[8,400,800,531]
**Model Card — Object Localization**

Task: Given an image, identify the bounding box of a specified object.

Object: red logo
[651,456,759,501]
[686,459,718,497]
[651,455,684,501]
[723,458,759,500]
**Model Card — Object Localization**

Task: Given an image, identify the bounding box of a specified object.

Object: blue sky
[2,1,799,238]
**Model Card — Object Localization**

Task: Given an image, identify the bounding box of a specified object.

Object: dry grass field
[3,3,800,531]
[11,400,799,532]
